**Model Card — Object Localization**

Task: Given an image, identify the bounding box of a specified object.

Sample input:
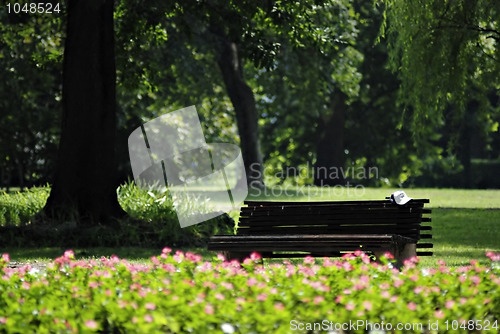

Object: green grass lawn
[2,187,499,268]
[247,186,500,208]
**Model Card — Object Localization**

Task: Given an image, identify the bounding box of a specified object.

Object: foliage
[0,187,50,226]
[253,0,362,185]
[0,7,64,187]
[117,181,235,246]
[380,0,500,142]
[0,250,499,333]
[0,183,233,247]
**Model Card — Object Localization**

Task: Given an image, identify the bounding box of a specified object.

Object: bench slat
[241,207,430,215]
[239,217,429,226]
[208,234,412,253]
[236,227,425,238]
[244,199,430,206]
[416,251,433,256]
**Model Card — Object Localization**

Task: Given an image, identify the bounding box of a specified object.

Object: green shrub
[117,181,234,247]
[0,251,499,333]
[0,187,50,226]
[0,183,234,247]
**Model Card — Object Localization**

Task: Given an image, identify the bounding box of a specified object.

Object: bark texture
[44,0,123,224]
[216,38,264,188]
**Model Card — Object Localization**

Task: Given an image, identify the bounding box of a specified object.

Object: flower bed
[0,250,499,333]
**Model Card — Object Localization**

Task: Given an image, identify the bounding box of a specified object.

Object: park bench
[208,198,432,266]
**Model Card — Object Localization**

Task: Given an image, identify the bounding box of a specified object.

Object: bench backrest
[238,200,432,252]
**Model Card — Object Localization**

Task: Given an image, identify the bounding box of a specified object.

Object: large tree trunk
[44,0,123,225]
[314,91,348,186]
[216,39,264,189]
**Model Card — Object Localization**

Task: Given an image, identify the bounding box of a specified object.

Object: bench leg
[395,243,417,267]
[374,243,417,269]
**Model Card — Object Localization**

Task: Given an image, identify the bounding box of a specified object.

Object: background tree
[0,7,63,189]
[381,0,500,187]
[252,0,363,186]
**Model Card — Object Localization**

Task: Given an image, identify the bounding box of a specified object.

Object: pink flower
[221,282,234,290]
[185,252,202,263]
[145,302,156,310]
[345,302,355,311]
[439,266,450,274]
[407,302,417,311]
[342,262,354,271]
[204,305,214,315]
[274,303,285,311]
[203,281,216,289]
[393,280,404,288]
[354,250,364,257]
[64,250,75,259]
[486,251,500,261]
[414,286,424,294]
[144,315,153,323]
[304,256,315,264]
[383,252,394,260]
[215,293,225,301]
[257,293,268,301]
[217,253,226,262]
[173,254,183,263]
[313,296,324,304]
[162,263,176,272]
[162,247,172,254]
[445,300,455,309]
[1,254,10,263]
[118,300,128,309]
[381,291,390,299]
[85,320,98,329]
[434,310,445,319]
[470,275,481,285]
[380,283,390,290]
[359,275,370,284]
[323,258,334,267]
[363,301,372,311]
[250,252,262,261]
[247,277,258,286]
[0,317,6,324]
[430,286,440,293]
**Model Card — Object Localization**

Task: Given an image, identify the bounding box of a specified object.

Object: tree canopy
[381,0,500,135]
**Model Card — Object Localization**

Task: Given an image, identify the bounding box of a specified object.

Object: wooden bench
[208,199,432,266]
